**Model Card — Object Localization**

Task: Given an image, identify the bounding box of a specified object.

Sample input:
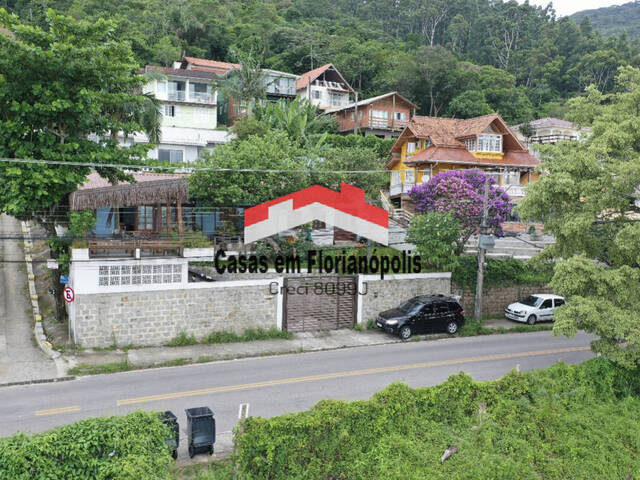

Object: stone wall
[359,273,451,325]
[453,283,553,317]
[74,283,278,348]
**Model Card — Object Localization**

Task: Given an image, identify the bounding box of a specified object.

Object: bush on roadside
[232,358,640,479]
[0,411,172,480]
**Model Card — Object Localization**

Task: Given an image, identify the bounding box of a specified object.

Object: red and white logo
[244,183,389,245]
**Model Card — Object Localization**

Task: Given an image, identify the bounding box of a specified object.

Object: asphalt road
[0,330,595,459]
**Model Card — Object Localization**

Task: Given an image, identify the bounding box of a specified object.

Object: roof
[143,65,216,80]
[390,114,527,154]
[325,91,418,114]
[401,146,539,169]
[518,117,575,129]
[181,56,240,74]
[69,172,188,210]
[296,63,355,93]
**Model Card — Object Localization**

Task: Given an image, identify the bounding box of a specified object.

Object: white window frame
[391,171,401,185]
[394,111,406,121]
[312,90,321,100]
[404,170,415,184]
[158,148,184,164]
[164,105,176,117]
[406,142,416,154]
[477,134,502,153]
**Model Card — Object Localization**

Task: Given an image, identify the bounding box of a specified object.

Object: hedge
[0,411,173,480]
[451,255,554,290]
[232,358,640,479]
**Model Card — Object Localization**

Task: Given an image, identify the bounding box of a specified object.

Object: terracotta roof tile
[182,56,240,73]
[296,63,333,91]
[143,65,216,79]
[403,146,539,168]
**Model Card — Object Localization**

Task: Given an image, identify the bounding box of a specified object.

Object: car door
[433,302,450,331]
[538,299,553,321]
[413,304,432,333]
[551,298,564,320]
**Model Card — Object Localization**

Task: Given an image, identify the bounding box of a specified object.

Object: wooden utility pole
[473,175,490,320]
[353,91,359,135]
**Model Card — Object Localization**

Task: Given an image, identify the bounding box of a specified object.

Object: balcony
[502,184,526,197]
[528,134,577,144]
[390,183,415,196]
[266,84,296,96]
[367,118,408,130]
[167,91,186,102]
[189,92,215,104]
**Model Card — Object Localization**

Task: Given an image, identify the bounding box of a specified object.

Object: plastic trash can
[160,411,179,460]
[185,406,215,458]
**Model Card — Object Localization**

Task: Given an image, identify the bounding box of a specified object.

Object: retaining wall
[453,283,553,317]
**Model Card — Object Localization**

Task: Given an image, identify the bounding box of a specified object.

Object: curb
[21,221,61,361]
[0,376,76,389]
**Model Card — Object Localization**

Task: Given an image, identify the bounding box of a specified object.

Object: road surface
[0,330,595,458]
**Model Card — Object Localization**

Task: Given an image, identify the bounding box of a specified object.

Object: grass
[458,317,553,336]
[68,361,130,376]
[166,327,293,347]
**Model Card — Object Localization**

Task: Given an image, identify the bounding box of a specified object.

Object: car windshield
[398,299,423,314]
[520,295,542,307]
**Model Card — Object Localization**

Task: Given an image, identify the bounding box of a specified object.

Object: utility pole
[473,174,491,321]
[353,91,359,135]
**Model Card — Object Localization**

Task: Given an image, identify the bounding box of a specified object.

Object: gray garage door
[284,276,357,332]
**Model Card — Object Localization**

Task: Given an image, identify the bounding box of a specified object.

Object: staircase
[380,190,416,250]
[463,234,555,260]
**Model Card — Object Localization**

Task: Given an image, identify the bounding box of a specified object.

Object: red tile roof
[143,65,216,79]
[181,56,240,75]
[402,146,539,168]
[325,91,418,113]
[296,63,355,93]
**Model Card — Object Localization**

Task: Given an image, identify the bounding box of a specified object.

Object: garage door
[284,276,357,332]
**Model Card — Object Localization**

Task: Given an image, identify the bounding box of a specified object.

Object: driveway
[0,214,57,384]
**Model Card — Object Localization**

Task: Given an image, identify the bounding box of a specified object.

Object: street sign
[59,275,69,284]
[47,259,58,270]
[62,286,75,303]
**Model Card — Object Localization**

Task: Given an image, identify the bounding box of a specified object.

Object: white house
[125,65,231,164]
[296,63,355,112]
[511,117,591,146]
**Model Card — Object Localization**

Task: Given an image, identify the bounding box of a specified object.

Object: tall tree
[517,66,640,369]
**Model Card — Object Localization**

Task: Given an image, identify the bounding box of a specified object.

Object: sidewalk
[66,317,546,371]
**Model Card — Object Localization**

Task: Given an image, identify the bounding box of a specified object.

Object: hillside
[4,0,640,123]
[571,1,640,37]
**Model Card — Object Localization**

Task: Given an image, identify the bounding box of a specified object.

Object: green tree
[212,50,268,116]
[406,212,461,270]
[446,90,493,118]
[517,66,640,368]
[188,131,309,206]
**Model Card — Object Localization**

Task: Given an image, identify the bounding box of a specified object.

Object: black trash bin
[160,411,179,460]
[185,406,215,458]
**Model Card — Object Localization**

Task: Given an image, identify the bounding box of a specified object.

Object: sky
[521,0,629,17]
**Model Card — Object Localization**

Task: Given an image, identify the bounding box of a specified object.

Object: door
[413,304,431,333]
[538,298,553,321]
[433,302,451,331]
[551,298,564,320]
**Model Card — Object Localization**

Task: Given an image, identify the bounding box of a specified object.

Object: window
[349,112,354,120]
[391,171,401,185]
[312,90,321,100]
[189,82,210,102]
[477,134,502,153]
[406,142,416,154]
[137,206,154,230]
[465,137,476,151]
[394,112,407,121]
[435,303,449,314]
[404,169,415,184]
[330,92,345,107]
[157,81,166,95]
[554,298,565,308]
[504,171,520,185]
[164,105,175,117]
[167,81,185,101]
[98,263,182,287]
[424,138,432,149]
[540,299,553,309]
[158,148,184,164]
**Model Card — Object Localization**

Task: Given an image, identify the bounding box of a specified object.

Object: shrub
[0,411,172,480]
[167,331,198,347]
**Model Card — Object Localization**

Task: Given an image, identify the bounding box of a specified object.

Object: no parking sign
[62,286,75,303]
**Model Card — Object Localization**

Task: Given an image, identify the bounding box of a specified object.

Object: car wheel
[446,321,458,334]
[172,449,178,460]
[398,325,412,340]
[527,315,537,325]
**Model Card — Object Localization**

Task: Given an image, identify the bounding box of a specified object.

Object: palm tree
[211,50,268,116]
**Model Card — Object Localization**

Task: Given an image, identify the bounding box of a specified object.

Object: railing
[390,183,415,196]
[528,134,577,144]
[367,118,408,130]
[167,91,186,102]
[266,84,296,96]
[189,92,215,104]
[502,184,527,197]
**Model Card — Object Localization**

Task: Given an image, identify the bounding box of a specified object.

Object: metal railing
[367,118,408,130]
[527,134,577,144]
[167,91,186,102]
[189,92,215,104]
[390,183,415,196]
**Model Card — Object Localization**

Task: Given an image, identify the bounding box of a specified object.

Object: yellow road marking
[117,346,590,406]
[35,405,81,416]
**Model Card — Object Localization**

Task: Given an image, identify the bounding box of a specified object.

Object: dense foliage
[4,1,640,123]
[232,358,640,479]
[451,255,554,290]
[406,212,461,269]
[517,66,640,369]
[0,411,173,480]
[409,170,512,251]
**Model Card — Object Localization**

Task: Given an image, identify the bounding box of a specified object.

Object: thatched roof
[69,172,188,210]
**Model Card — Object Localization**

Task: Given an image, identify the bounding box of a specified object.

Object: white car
[504,294,565,325]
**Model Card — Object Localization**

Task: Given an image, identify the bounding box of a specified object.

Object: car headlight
[513,311,522,315]
[385,320,398,326]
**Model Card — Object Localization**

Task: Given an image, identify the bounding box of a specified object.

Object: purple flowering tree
[408,169,513,253]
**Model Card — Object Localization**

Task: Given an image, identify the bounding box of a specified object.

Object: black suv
[376,295,465,339]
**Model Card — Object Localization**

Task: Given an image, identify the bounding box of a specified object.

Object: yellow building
[386,114,540,210]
